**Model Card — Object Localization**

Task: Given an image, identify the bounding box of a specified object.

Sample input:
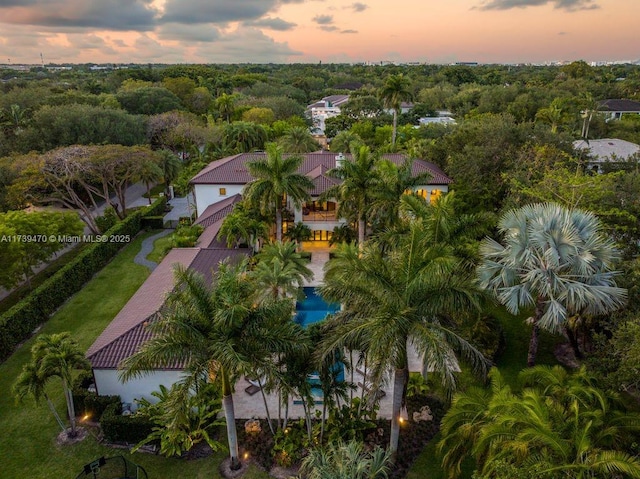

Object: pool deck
[231,243,427,420]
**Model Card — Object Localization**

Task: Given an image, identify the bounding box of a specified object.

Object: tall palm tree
[439,366,640,479]
[279,126,320,153]
[320,225,487,458]
[244,143,314,241]
[478,203,627,366]
[14,332,90,438]
[378,74,412,148]
[368,158,433,232]
[323,145,378,249]
[120,261,306,470]
[136,159,163,205]
[215,93,237,123]
[300,440,391,479]
[158,149,183,199]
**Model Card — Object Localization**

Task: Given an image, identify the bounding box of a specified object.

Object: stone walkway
[133,229,173,271]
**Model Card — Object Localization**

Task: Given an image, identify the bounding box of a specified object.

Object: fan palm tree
[300,440,391,479]
[279,126,320,153]
[320,223,488,458]
[14,332,90,438]
[323,145,378,249]
[378,74,412,148]
[244,143,314,241]
[478,203,627,366]
[439,366,640,479]
[120,261,307,470]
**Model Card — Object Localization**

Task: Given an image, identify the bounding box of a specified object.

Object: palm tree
[218,207,269,251]
[283,221,312,250]
[215,93,237,123]
[300,440,391,479]
[244,143,314,241]
[478,203,627,366]
[136,159,163,205]
[120,261,306,470]
[157,149,182,199]
[439,366,640,479]
[368,158,433,232]
[252,241,313,301]
[320,224,488,458]
[323,145,378,249]
[279,126,320,153]
[378,74,412,148]
[14,332,90,438]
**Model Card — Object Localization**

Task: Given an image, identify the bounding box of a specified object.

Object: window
[430,189,442,204]
[219,188,227,196]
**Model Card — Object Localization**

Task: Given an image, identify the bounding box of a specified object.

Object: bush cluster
[100,402,156,444]
[0,197,167,361]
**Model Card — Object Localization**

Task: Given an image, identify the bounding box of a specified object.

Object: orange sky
[0,0,637,64]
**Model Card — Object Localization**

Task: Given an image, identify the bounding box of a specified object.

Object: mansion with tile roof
[191,150,452,242]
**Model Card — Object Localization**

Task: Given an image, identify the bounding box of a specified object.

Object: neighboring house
[418,116,456,126]
[598,99,640,121]
[307,94,350,134]
[87,247,249,406]
[573,138,640,172]
[191,150,452,242]
[384,101,414,116]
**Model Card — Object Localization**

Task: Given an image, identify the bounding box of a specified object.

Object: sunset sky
[0,0,637,65]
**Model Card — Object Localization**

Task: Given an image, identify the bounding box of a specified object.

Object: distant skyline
[0,0,638,65]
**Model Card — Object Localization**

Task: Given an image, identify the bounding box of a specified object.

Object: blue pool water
[295,288,344,392]
[295,287,340,327]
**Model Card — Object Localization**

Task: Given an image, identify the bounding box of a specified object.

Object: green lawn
[406,306,564,479]
[0,231,269,479]
[146,230,175,264]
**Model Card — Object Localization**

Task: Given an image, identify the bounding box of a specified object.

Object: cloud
[157,23,220,42]
[477,0,599,11]
[192,26,302,62]
[350,2,368,12]
[161,0,277,25]
[319,25,338,32]
[558,31,568,35]
[313,14,334,25]
[0,0,158,30]
[341,29,358,34]
[246,17,297,31]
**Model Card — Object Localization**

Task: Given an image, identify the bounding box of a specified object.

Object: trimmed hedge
[100,402,155,444]
[141,216,165,230]
[0,196,167,361]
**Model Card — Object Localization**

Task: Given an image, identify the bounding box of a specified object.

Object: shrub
[95,207,119,233]
[100,402,155,444]
[141,216,165,230]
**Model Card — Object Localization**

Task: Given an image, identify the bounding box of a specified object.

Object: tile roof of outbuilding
[190,151,452,189]
[87,247,249,369]
[598,99,640,112]
[194,194,241,228]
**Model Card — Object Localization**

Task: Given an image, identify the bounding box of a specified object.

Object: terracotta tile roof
[197,218,228,248]
[190,151,452,187]
[87,248,249,369]
[194,194,241,228]
[598,99,640,112]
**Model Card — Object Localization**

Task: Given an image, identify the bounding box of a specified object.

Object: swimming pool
[295,287,340,327]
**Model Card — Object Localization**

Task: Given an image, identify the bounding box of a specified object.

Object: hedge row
[100,402,155,444]
[0,196,167,361]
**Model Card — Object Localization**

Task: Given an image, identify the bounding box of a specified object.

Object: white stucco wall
[93,369,185,408]
[193,184,244,216]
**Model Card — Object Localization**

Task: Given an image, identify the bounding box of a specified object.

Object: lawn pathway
[134,229,173,271]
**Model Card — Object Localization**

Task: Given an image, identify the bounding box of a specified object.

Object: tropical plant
[279,126,320,153]
[323,144,378,249]
[218,207,269,251]
[320,228,488,458]
[223,121,268,153]
[378,74,412,147]
[215,93,238,123]
[157,149,183,198]
[284,221,312,248]
[133,383,225,457]
[244,142,313,241]
[14,332,91,438]
[252,241,313,301]
[439,366,640,479]
[136,159,163,205]
[300,440,391,479]
[478,203,627,366]
[120,261,306,470]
